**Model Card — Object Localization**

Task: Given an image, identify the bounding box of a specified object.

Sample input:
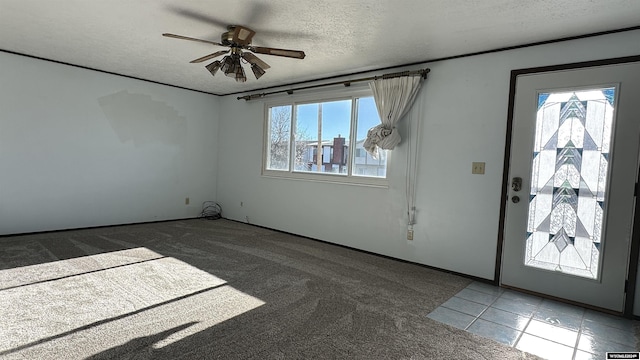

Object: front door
[501,61,640,312]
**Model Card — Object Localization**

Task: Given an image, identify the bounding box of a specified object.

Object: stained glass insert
[525,88,615,279]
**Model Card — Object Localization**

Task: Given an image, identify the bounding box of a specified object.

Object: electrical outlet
[472,162,485,174]
[185,197,190,205]
[407,227,414,241]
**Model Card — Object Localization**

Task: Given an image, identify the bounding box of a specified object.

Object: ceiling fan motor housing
[221,30,233,45]
[221,25,255,46]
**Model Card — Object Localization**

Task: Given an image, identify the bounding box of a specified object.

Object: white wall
[216,30,640,281]
[2,30,639,312]
[0,52,220,235]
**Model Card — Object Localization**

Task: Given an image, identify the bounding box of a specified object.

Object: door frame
[495,54,640,317]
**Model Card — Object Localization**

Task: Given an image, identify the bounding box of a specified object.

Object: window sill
[261,170,389,188]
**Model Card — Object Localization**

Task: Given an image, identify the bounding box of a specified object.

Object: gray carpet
[0,219,541,359]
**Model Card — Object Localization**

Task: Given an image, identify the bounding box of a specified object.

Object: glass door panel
[525,88,615,279]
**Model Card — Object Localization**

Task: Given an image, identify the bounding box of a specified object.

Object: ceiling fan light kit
[251,63,266,79]
[205,60,221,76]
[163,24,305,83]
[234,63,247,82]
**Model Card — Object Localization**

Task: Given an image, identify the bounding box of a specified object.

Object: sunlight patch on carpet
[0,248,265,358]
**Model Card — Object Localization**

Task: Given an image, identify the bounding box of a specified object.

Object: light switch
[472,162,485,174]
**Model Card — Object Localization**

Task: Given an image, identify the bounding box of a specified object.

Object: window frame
[262,88,388,187]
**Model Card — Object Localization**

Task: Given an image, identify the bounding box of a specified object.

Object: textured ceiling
[1,0,640,95]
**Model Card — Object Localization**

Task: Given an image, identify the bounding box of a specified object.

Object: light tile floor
[427,281,639,360]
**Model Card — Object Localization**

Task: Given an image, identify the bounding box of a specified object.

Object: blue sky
[296,97,379,141]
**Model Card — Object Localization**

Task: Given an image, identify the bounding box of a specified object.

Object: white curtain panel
[364,75,424,158]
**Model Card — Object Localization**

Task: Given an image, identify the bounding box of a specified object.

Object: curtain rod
[237,68,430,101]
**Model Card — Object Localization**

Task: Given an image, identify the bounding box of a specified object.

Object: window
[265,105,292,171]
[264,94,387,184]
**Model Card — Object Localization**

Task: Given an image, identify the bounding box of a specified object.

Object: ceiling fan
[163,25,306,82]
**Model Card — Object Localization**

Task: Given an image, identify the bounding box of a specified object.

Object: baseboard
[0,216,201,238]
[222,217,496,286]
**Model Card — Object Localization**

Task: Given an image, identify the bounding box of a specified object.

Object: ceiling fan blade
[246,3,269,27]
[162,33,225,47]
[248,46,306,59]
[241,52,270,69]
[166,6,228,28]
[190,50,230,63]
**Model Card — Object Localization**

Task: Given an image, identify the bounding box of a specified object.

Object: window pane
[294,103,318,171]
[353,97,387,177]
[295,100,351,175]
[266,105,292,171]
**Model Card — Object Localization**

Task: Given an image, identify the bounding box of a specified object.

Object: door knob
[512,177,522,192]
[512,196,520,203]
